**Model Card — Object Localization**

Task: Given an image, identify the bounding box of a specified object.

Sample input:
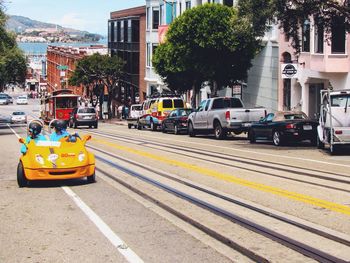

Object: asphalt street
[1,97,350,262]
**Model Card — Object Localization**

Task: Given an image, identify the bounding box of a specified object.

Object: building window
[179,2,182,15]
[331,17,345,54]
[146,43,151,67]
[128,20,132,43]
[314,20,324,54]
[146,7,151,30]
[152,44,158,67]
[302,19,310,52]
[160,4,164,25]
[185,1,191,10]
[152,7,159,29]
[132,20,140,43]
[223,0,234,6]
[124,20,128,43]
[120,20,124,42]
[114,21,118,42]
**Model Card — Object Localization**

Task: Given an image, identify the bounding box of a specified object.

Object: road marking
[7,124,21,138]
[62,187,144,263]
[91,137,350,216]
[103,128,350,168]
[8,125,144,263]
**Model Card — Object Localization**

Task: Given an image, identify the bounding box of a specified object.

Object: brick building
[46,45,107,96]
[108,6,147,103]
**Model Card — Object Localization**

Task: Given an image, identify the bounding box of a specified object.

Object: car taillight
[225,111,230,121]
[151,112,157,117]
[179,117,187,121]
[286,124,296,129]
[335,130,343,135]
[74,114,78,119]
[96,114,98,120]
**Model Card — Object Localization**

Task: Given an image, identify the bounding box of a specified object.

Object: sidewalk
[100,118,128,126]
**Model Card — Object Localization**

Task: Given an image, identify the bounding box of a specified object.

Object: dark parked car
[69,107,98,128]
[248,111,318,146]
[161,108,193,134]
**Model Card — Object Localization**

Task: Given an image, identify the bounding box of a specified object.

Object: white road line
[62,187,144,263]
[7,124,21,138]
[8,123,144,263]
[96,128,350,168]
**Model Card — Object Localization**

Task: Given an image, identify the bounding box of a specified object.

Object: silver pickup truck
[188,97,266,139]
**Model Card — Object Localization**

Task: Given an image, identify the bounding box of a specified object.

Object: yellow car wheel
[87,171,96,184]
[17,162,28,188]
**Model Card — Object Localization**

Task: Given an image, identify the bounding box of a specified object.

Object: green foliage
[239,0,350,53]
[0,1,26,91]
[153,3,261,94]
[69,53,125,118]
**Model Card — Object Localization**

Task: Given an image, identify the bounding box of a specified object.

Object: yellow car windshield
[35,141,61,147]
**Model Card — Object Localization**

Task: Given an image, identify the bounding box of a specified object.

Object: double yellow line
[91,137,350,216]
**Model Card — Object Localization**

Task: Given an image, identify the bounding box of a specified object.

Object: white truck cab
[317,89,350,154]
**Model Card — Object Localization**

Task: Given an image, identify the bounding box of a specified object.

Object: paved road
[1,99,350,262]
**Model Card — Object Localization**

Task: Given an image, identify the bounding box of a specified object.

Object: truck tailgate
[230,108,265,123]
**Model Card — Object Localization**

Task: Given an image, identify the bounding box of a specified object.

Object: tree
[0,1,26,92]
[238,0,350,53]
[69,53,125,119]
[153,4,262,105]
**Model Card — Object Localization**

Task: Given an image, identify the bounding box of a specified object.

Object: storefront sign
[281,63,298,79]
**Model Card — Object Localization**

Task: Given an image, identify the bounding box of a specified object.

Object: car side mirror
[83,135,91,143]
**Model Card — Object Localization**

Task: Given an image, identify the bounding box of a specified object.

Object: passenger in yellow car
[50,120,70,141]
[21,122,47,154]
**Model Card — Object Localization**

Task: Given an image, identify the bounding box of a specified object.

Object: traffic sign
[57,65,68,70]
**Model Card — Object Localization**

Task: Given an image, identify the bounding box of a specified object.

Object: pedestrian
[122,105,126,119]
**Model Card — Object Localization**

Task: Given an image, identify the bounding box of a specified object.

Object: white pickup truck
[188,97,266,139]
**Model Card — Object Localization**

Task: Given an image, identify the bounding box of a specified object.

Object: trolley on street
[40,89,79,123]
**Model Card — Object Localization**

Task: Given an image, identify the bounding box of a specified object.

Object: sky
[5,0,145,35]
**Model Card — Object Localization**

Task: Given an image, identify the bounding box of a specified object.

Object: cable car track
[83,130,350,192]
[92,146,349,263]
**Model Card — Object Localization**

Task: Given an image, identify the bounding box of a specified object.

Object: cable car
[40,89,79,123]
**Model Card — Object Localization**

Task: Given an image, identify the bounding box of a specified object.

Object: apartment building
[46,45,107,95]
[108,6,147,103]
[145,0,278,111]
[279,17,350,119]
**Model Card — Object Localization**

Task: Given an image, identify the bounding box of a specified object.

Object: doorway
[308,83,324,120]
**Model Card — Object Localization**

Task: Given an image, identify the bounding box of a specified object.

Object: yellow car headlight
[35,154,44,165]
[78,153,86,162]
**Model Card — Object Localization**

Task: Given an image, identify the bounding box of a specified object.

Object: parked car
[0,94,9,105]
[69,107,98,128]
[162,108,194,134]
[317,89,350,154]
[0,114,11,125]
[11,111,27,124]
[16,95,28,105]
[127,104,142,129]
[137,94,185,131]
[188,97,266,139]
[249,111,318,146]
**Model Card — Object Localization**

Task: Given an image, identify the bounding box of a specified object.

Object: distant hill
[6,15,101,38]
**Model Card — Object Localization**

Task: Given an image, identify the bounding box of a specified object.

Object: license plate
[83,116,92,119]
[242,123,251,127]
[303,125,312,130]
